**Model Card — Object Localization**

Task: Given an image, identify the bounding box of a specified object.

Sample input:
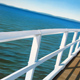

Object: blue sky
[0,0,80,21]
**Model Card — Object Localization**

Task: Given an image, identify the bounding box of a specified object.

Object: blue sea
[0,4,80,80]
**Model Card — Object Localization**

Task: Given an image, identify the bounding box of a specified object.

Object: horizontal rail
[0,29,80,43]
[43,47,80,80]
[0,28,80,80]
[1,38,80,80]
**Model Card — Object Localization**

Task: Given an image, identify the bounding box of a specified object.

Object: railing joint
[1,29,80,80]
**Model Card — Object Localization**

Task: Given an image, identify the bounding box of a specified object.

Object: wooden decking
[53,52,80,80]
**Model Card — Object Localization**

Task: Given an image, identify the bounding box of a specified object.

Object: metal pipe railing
[1,29,80,80]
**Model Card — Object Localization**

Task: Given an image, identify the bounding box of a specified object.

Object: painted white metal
[55,32,68,68]
[0,29,80,80]
[25,35,41,80]
[40,29,80,36]
[75,36,80,51]
[68,32,78,57]
[0,30,39,43]
[43,47,80,80]
[1,38,80,80]
[0,29,80,43]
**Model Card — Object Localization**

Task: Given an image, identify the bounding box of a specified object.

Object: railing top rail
[0,28,80,80]
[0,29,80,43]
[1,38,80,80]
[40,29,80,35]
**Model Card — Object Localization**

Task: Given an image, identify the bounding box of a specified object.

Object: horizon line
[0,3,80,23]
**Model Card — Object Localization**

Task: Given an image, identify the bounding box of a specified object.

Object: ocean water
[0,4,80,80]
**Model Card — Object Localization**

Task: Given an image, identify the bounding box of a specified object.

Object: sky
[0,0,80,22]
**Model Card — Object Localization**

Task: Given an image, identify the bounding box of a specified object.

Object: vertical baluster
[75,36,80,52]
[25,35,41,80]
[68,31,78,57]
[55,32,68,69]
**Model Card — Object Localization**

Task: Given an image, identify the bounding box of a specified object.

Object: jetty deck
[53,52,80,80]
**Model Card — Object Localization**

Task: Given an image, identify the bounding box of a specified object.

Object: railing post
[25,35,41,80]
[75,36,80,52]
[55,32,68,69]
[68,31,78,57]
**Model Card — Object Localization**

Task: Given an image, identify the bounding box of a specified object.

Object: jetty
[53,52,80,80]
[0,29,80,80]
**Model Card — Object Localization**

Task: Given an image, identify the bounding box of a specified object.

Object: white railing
[0,29,80,80]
